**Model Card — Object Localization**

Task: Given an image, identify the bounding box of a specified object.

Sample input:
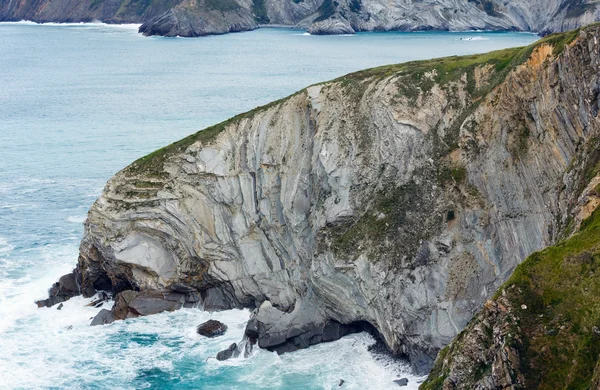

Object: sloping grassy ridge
[421,205,600,389]
[123,26,585,180]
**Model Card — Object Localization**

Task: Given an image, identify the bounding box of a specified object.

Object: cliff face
[2,0,600,37]
[421,26,600,388]
[74,24,600,373]
[421,189,600,389]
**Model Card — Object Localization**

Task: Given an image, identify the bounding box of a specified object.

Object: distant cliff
[2,0,600,37]
[37,22,592,376]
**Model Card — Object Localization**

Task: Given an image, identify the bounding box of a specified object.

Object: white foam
[460,36,490,41]
[0,236,14,255]
[0,20,141,30]
[67,215,87,224]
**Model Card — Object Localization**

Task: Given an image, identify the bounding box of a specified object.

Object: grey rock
[35,270,81,308]
[90,309,115,326]
[2,0,600,37]
[394,378,409,386]
[170,283,195,293]
[75,26,600,372]
[197,320,228,337]
[111,290,183,321]
[216,343,237,361]
[245,318,260,340]
[56,303,63,310]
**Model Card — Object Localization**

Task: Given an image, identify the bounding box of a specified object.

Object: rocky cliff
[2,0,600,37]
[421,191,600,389]
[57,23,600,374]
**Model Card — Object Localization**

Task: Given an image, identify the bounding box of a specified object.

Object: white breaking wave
[67,215,87,224]
[0,20,141,30]
[0,236,14,255]
[460,36,490,41]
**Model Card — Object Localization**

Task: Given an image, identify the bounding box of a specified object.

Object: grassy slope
[422,205,600,389]
[125,29,585,178]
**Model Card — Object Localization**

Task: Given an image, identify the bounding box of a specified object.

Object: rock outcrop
[89,288,199,325]
[58,23,600,374]
[197,319,228,337]
[3,0,600,37]
[421,207,600,388]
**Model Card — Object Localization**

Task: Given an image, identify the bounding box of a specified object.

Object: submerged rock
[197,320,228,337]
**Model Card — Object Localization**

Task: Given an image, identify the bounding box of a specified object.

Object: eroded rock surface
[40,25,600,373]
[2,0,600,36]
[197,319,228,337]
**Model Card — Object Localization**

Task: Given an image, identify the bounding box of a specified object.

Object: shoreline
[0,19,543,37]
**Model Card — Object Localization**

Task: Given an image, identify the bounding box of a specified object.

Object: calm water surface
[0,22,538,389]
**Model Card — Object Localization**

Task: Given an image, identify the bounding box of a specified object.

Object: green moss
[438,165,467,186]
[331,182,420,256]
[542,28,581,56]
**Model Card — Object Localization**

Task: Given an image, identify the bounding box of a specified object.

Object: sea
[0,22,538,389]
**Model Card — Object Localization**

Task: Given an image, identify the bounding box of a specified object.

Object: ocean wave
[0,236,14,255]
[0,20,141,30]
[460,36,490,41]
[67,215,87,224]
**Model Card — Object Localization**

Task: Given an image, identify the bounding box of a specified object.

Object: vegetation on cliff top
[421,204,600,389]
[125,25,584,179]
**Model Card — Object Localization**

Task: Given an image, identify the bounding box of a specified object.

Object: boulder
[197,320,228,337]
[112,290,183,320]
[244,318,259,340]
[35,270,83,308]
[216,343,237,361]
[90,309,115,326]
[394,378,409,386]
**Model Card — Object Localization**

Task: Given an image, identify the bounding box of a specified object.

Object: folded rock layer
[75,24,600,373]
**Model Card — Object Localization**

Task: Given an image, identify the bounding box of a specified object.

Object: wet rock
[111,290,182,320]
[35,270,81,308]
[216,343,237,361]
[197,320,228,337]
[253,300,358,354]
[339,379,345,386]
[394,378,409,386]
[244,318,259,340]
[90,309,115,326]
[57,303,63,310]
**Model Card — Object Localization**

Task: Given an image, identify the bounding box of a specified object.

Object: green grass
[422,206,600,389]
[124,25,592,182]
[497,207,600,389]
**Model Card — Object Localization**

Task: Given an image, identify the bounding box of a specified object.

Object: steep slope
[62,24,600,374]
[421,198,600,389]
[2,0,600,37]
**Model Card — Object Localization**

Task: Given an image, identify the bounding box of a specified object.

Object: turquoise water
[0,22,538,389]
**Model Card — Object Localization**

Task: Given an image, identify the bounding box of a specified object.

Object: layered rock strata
[3,0,600,37]
[47,24,599,373]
